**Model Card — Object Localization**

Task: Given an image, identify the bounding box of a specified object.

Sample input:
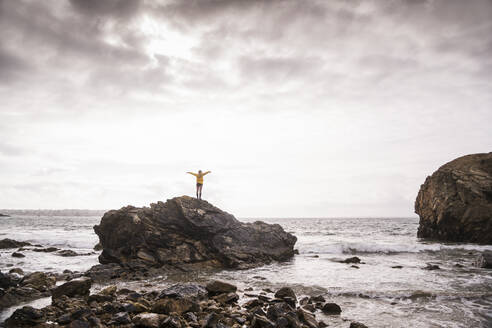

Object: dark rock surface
[2,280,366,328]
[475,251,492,268]
[0,270,61,309]
[350,322,369,328]
[51,277,92,299]
[415,153,492,244]
[0,238,31,249]
[321,302,342,314]
[5,306,45,327]
[94,196,297,269]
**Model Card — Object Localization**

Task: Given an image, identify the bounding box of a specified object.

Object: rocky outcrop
[51,277,92,299]
[0,238,31,249]
[475,251,492,269]
[415,153,492,244]
[0,271,57,310]
[94,196,297,270]
[4,281,347,328]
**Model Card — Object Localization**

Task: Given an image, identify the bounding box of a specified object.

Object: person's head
[198,170,202,174]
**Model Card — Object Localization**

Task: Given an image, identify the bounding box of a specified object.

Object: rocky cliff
[94,196,297,270]
[415,153,492,244]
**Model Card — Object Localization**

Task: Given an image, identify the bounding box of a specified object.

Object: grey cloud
[238,56,322,82]
[0,47,31,83]
[69,0,141,19]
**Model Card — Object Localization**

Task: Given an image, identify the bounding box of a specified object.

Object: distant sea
[1,213,491,327]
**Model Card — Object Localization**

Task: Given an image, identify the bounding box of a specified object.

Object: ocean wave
[300,242,492,255]
[323,290,492,301]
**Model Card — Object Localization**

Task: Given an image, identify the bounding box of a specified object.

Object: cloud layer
[1,0,491,216]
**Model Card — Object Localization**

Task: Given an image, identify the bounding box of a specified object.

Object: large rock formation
[94,196,297,269]
[415,153,492,243]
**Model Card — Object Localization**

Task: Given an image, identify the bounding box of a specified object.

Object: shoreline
[1,258,369,328]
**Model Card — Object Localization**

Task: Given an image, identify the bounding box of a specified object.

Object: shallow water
[1,215,491,327]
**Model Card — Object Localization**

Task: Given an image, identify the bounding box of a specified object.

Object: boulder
[11,252,25,258]
[20,271,56,291]
[274,287,297,304]
[0,238,31,249]
[350,322,369,328]
[296,308,319,328]
[475,251,492,268]
[321,302,341,314]
[159,283,207,299]
[5,306,45,327]
[151,297,199,314]
[93,196,297,269]
[51,277,92,298]
[206,280,237,295]
[340,256,361,264]
[132,313,165,328]
[415,153,492,243]
[0,271,16,289]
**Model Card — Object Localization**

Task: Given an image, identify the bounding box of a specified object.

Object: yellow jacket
[187,171,211,184]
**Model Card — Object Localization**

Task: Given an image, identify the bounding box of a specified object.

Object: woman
[186,170,211,199]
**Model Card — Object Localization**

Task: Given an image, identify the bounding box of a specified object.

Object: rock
[415,153,492,244]
[203,312,220,328]
[266,302,294,321]
[113,312,131,324]
[0,213,10,217]
[391,266,403,269]
[9,268,24,275]
[274,287,297,304]
[423,264,440,270]
[206,280,237,295]
[475,251,492,268]
[321,302,342,314]
[251,315,275,328]
[159,283,207,299]
[20,271,56,291]
[32,247,59,252]
[296,308,319,328]
[84,263,124,282]
[51,277,92,298]
[88,293,114,303]
[12,252,25,258]
[350,322,369,328]
[69,320,90,328]
[94,196,297,269]
[214,292,239,304]
[93,242,103,251]
[151,297,198,314]
[100,285,117,295]
[340,256,361,264]
[0,238,31,249]
[162,315,182,328]
[57,249,81,257]
[0,271,16,289]
[310,295,325,303]
[5,306,45,327]
[302,304,316,312]
[132,313,164,327]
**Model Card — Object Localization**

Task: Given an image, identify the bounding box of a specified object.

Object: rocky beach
[0,197,371,328]
[2,157,492,328]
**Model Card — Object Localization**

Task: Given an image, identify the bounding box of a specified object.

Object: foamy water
[1,215,491,327]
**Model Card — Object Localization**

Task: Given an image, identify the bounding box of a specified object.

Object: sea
[1,214,491,328]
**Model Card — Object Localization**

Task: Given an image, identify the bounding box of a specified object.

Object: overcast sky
[1,0,491,217]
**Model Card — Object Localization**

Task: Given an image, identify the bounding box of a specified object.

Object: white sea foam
[299,241,492,255]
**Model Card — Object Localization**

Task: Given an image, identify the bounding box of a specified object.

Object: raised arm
[203,171,212,175]
[186,172,198,177]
